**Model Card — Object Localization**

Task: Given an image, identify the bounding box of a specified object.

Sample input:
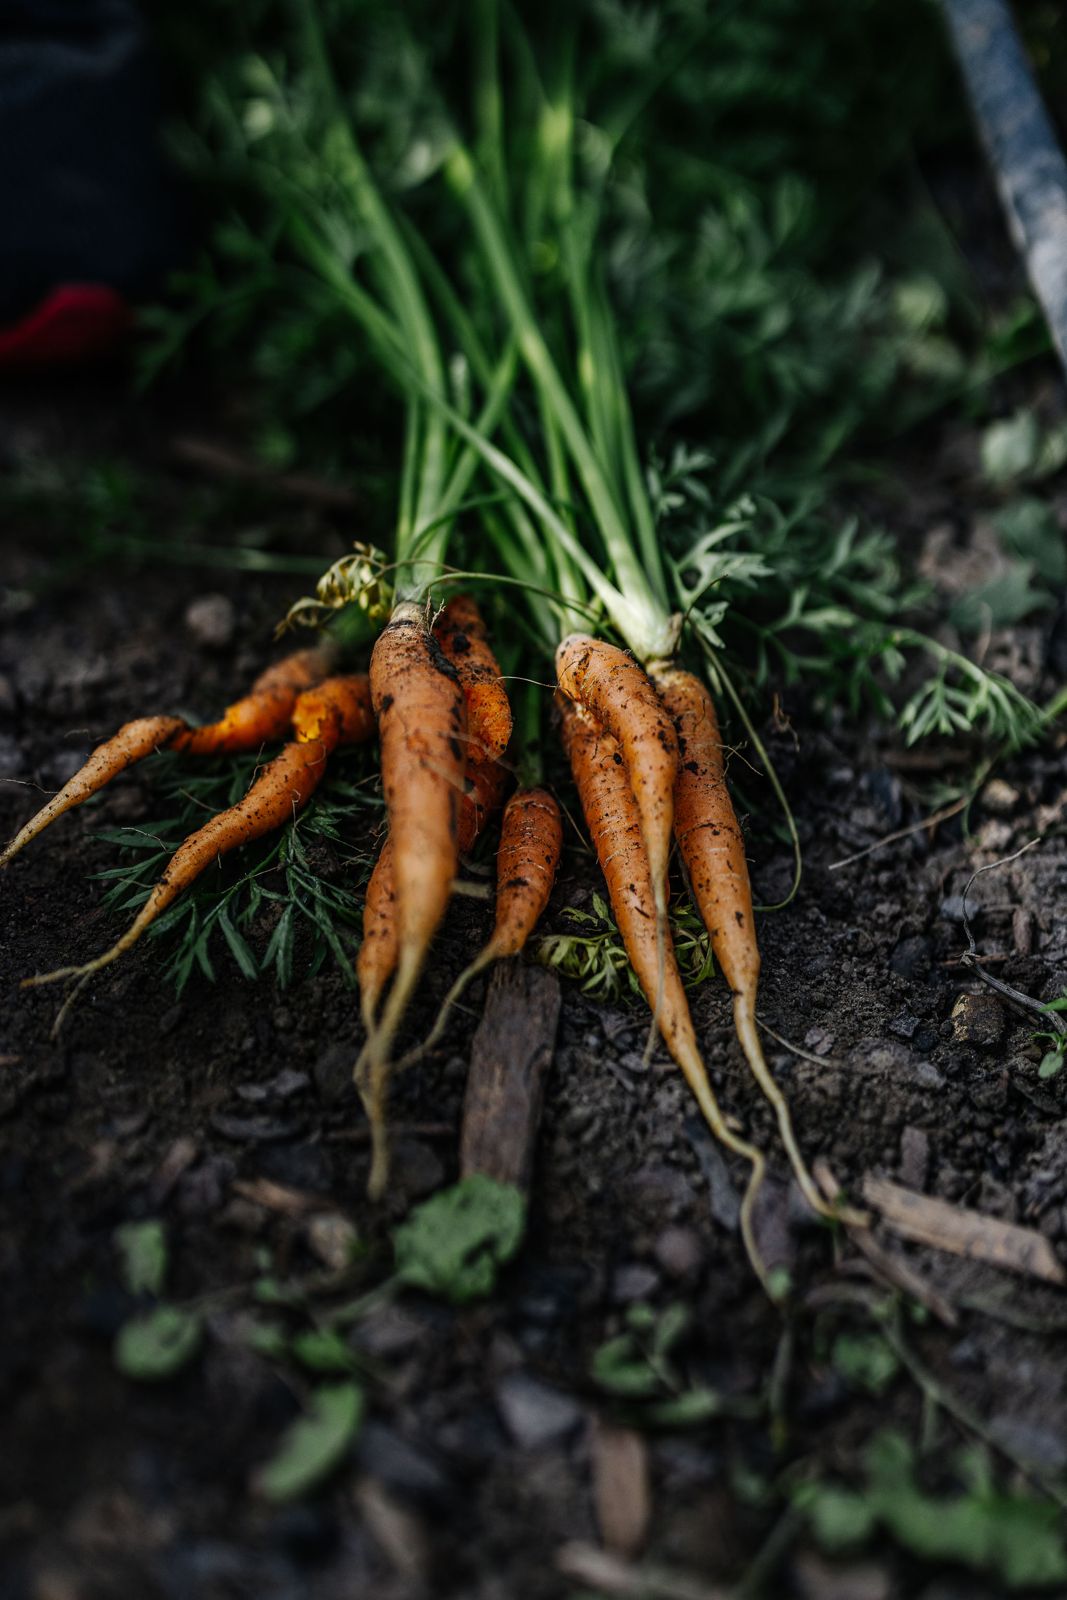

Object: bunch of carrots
[0,2,851,1291]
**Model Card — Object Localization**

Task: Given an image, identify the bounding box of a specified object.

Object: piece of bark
[592,1421,651,1560]
[460,962,560,1194]
[863,1172,1067,1287]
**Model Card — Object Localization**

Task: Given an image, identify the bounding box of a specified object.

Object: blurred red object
[0,283,130,369]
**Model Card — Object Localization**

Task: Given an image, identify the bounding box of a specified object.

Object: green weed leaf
[114,1305,202,1381]
[394,1175,526,1304]
[253,1382,363,1502]
[114,1220,168,1298]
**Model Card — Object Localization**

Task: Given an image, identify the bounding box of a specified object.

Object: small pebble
[981,777,1019,816]
[951,992,1005,1049]
[184,593,235,649]
[899,1125,929,1190]
[306,1211,360,1271]
[611,1263,660,1303]
[653,1226,704,1280]
[494,1372,583,1450]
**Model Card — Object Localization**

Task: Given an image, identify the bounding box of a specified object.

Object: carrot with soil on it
[355,604,469,1196]
[21,674,374,1010]
[0,648,332,869]
[434,594,513,762]
[654,664,838,1224]
[559,694,770,1288]
[395,784,563,1069]
[357,754,510,1033]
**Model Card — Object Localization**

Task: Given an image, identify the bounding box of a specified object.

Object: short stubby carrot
[22,676,375,1012]
[655,665,834,1224]
[555,633,677,922]
[434,595,513,763]
[395,785,563,1071]
[488,786,563,958]
[559,694,769,1285]
[0,647,333,869]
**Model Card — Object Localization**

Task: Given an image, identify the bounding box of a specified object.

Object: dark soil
[2,378,1067,1600]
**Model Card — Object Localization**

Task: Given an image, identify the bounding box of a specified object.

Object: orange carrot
[555,634,677,922]
[0,648,332,868]
[21,676,374,1008]
[357,602,468,1195]
[358,836,398,1033]
[487,787,562,956]
[395,786,562,1069]
[655,665,833,1222]
[357,756,509,1035]
[173,648,331,754]
[559,694,768,1285]
[434,595,513,762]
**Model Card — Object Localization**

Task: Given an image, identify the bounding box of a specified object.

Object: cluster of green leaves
[136,0,1056,747]
[592,1300,757,1427]
[799,1430,1067,1589]
[93,749,380,992]
[110,1175,526,1499]
[536,889,714,1001]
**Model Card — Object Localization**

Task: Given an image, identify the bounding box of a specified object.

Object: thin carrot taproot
[434,594,512,762]
[395,785,562,1069]
[559,695,769,1287]
[21,675,374,1007]
[654,665,835,1224]
[0,648,332,868]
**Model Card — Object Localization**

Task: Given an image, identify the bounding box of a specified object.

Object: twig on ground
[959,838,1067,1032]
[828,794,970,871]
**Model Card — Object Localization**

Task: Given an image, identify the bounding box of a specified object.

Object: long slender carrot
[21,675,374,1001]
[654,665,834,1224]
[0,648,332,868]
[559,695,769,1287]
[555,634,678,921]
[395,785,563,1068]
[434,595,513,762]
[357,602,468,1196]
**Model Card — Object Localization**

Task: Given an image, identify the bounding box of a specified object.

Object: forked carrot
[654,666,835,1224]
[434,595,513,762]
[0,648,331,868]
[555,634,678,921]
[21,675,374,1014]
[356,603,468,1195]
[395,785,562,1068]
[558,695,769,1286]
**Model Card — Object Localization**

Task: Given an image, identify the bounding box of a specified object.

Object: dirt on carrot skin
[3,387,1067,1600]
